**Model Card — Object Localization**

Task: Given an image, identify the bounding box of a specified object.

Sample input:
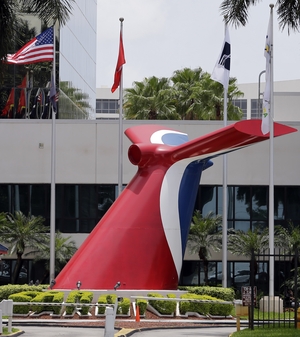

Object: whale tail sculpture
[53,120,296,290]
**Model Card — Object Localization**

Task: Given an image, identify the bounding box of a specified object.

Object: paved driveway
[13,326,237,337]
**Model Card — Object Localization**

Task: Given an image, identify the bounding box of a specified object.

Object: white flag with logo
[261,16,272,135]
[211,26,231,90]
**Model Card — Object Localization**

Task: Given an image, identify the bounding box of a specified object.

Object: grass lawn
[231,327,300,336]
[1,327,21,336]
[238,307,296,320]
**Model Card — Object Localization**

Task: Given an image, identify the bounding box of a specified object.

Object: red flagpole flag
[1,88,15,117]
[111,32,126,93]
[17,75,27,115]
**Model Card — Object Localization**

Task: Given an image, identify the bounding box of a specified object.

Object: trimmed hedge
[136,299,147,315]
[65,290,93,315]
[31,291,64,315]
[96,294,131,315]
[0,284,45,302]
[179,286,235,302]
[8,291,40,314]
[179,293,233,316]
[147,293,176,315]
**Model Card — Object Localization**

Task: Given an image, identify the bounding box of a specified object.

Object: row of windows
[197,185,300,231]
[96,99,119,114]
[179,260,288,294]
[0,184,299,234]
[96,98,263,120]
[0,184,116,233]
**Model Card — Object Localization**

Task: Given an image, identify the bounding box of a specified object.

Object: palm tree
[0,211,49,284]
[124,68,244,121]
[220,0,300,32]
[0,0,74,80]
[188,210,222,285]
[124,76,177,120]
[197,73,244,120]
[34,231,77,283]
[227,225,287,282]
[170,67,206,120]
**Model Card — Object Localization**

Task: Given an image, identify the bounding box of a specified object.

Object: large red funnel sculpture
[53,120,296,290]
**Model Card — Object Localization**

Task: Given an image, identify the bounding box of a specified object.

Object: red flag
[1,88,15,117]
[111,32,126,93]
[17,76,27,115]
[5,27,54,65]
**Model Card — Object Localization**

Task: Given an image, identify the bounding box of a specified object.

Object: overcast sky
[96,0,300,89]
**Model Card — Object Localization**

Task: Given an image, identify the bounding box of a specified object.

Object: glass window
[95,99,118,114]
[286,187,300,221]
[179,261,199,286]
[274,186,285,220]
[235,187,250,219]
[200,186,217,215]
[232,99,247,119]
[251,99,263,119]
[235,221,250,232]
[251,186,267,220]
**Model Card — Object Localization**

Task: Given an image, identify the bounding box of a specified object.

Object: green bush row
[65,290,93,315]
[179,293,233,316]
[0,284,46,302]
[8,290,64,315]
[147,293,177,315]
[179,286,235,302]
[97,294,131,315]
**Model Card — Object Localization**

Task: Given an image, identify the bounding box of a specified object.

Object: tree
[0,211,49,284]
[0,0,75,80]
[170,67,207,120]
[196,72,243,120]
[34,231,77,283]
[124,76,177,120]
[188,210,222,285]
[220,0,300,32]
[227,225,286,280]
[124,68,244,121]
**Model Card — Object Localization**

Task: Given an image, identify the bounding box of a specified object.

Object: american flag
[6,27,54,65]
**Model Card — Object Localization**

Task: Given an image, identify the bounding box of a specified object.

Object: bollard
[104,306,115,337]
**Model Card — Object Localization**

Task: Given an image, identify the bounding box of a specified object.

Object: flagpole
[222,21,228,289]
[50,25,56,283]
[118,18,124,197]
[268,3,274,298]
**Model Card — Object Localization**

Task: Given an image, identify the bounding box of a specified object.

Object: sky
[96,0,300,89]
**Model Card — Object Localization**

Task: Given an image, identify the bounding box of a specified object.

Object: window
[96,99,118,114]
[251,99,263,119]
[232,99,247,119]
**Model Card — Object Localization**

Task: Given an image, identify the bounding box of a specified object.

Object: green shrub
[180,293,211,315]
[136,299,147,315]
[0,284,44,302]
[65,290,93,315]
[97,295,107,315]
[182,286,235,302]
[148,293,176,315]
[79,291,93,315]
[30,291,64,315]
[117,297,130,315]
[179,293,233,316]
[96,294,130,315]
[209,300,233,316]
[8,291,39,314]
[50,291,64,315]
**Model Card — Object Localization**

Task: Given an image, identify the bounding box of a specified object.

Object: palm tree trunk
[203,259,209,285]
[12,252,23,284]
